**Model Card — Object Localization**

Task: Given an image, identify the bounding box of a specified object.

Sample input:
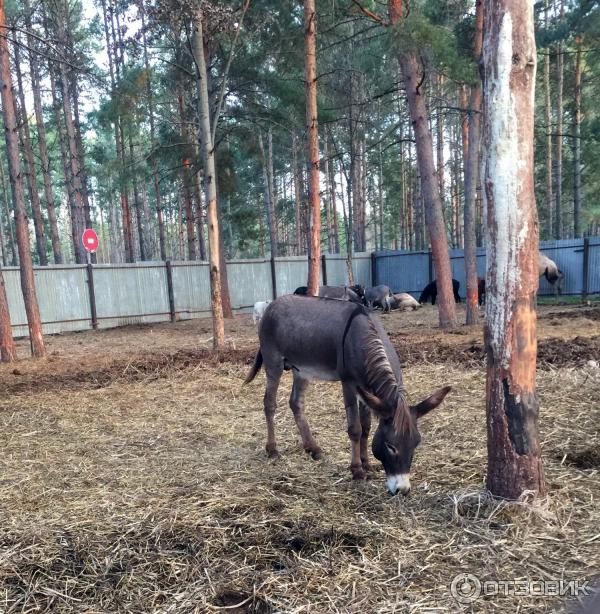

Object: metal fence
[373,237,600,299]
[2,253,372,337]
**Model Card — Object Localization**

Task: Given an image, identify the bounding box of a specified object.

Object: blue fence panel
[588,238,600,295]
[374,250,430,298]
[375,239,598,299]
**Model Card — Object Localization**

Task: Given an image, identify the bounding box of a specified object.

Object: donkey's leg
[289,374,322,460]
[343,383,364,480]
[359,402,372,472]
[264,366,283,459]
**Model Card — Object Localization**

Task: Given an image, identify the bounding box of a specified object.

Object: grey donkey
[244,295,451,495]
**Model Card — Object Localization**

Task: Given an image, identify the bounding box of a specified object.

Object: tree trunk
[194,168,207,260]
[24,0,62,264]
[0,0,45,357]
[399,54,456,328]
[325,137,340,253]
[258,131,278,257]
[0,158,16,266]
[543,0,553,239]
[464,0,483,325]
[304,0,321,296]
[573,37,582,238]
[554,0,564,239]
[482,0,545,499]
[192,9,225,348]
[436,72,445,213]
[292,133,303,255]
[56,46,87,263]
[0,266,16,362]
[140,1,166,260]
[178,92,197,261]
[102,0,133,263]
[13,34,48,266]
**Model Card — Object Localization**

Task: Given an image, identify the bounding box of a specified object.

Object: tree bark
[554,0,564,239]
[0,266,16,362]
[543,0,553,239]
[0,0,45,357]
[464,0,483,325]
[192,9,225,348]
[436,72,445,214]
[573,37,582,238]
[177,92,197,261]
[304,0,321,296]
[482,0,545,499]
[13,34,48,266]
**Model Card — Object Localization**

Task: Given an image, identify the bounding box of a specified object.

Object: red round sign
[82,228,99,253]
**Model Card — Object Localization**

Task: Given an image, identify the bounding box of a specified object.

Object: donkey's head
[361,386,451,495]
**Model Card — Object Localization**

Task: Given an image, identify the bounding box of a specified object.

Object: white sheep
[391,293,421,311]
[253,300,272,325]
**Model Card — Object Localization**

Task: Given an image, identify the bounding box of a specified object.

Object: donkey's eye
[385,443,398,455]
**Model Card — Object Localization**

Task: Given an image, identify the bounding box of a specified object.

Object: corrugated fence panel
[374,250,430,298]
[275,256,315,296]
[227,259,273,310]
[325,253,372,287]
[588,238,600,295]
[539,239,584,296]
[94,263,171,328]
[4,266,90,336]
[171,262,211,319]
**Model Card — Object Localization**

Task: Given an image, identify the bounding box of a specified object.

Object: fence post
[165,260,176,322]
[428,250,434,283]
[582,237,590,303]
[371,253,377,286]
[86,262,98,330]
[270,256,278,300]
[321,254,327,286]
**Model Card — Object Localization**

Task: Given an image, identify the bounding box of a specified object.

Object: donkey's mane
[363,321,411,434]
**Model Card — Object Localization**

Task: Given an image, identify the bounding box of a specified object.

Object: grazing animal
[419,279,461,305]
[244,295,451,495]
[364,285,394,313]
[294,285,362,303]
[390,293,421,311]
[539,253,564,295]
[349,284,366,301]
[253,300,271,325]
[477,278,485,306]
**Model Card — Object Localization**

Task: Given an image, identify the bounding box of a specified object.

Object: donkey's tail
[244,349,263,384]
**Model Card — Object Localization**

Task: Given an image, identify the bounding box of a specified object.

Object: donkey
[419,279,461,305]
[539,253,564,296]
[244,295,451,495]
[294,285,362,304]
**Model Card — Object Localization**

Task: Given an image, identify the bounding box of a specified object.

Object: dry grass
[0,306,599,613]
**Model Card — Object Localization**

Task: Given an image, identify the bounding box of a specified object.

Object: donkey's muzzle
[386,474,411,496]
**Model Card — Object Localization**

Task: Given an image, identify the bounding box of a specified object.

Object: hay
[0,308,598,612]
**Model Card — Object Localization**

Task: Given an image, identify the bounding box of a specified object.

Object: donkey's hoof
[308,448,323,460]
[361,462,374,473]
[351,465,366,481]
[266,447,280,459]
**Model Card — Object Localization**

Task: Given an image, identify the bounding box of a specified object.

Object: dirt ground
[0,303,598,612]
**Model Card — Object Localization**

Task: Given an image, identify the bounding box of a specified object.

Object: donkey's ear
[411,386,451,419]
[356,386,387,415]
